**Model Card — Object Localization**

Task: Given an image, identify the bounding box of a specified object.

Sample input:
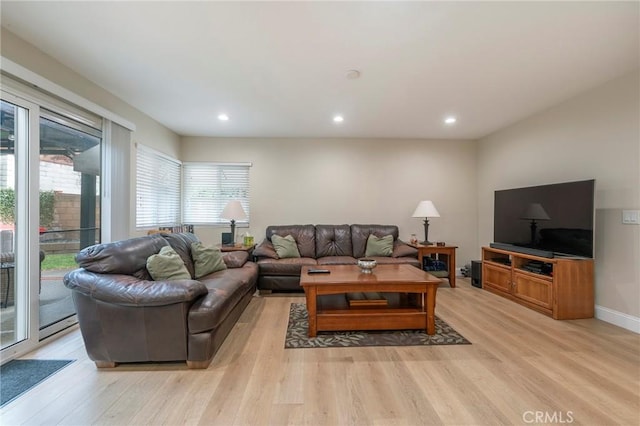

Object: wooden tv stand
[482,246,594,319]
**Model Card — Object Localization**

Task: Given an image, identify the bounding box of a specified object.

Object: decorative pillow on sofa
[271,234,301,259]
[252,240,279,259]
[191,242,227,278]
[392,241,418,258]
[146,246,191,281]
[365,234,394,257]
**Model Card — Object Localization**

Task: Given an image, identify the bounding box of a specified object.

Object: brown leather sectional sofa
[254,224,420,292]
[63,232,257,369]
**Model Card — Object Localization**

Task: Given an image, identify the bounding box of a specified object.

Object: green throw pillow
[147,246,191,281]
[191,242,227,278]
[365,234,394,257]
[271,234,301,259]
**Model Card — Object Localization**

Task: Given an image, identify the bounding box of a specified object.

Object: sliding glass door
[38,109,102,336]
[1,87,103,359]
[0,95,40,355]
[0,63,134,362]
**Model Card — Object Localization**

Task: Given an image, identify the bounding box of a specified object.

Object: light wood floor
[1,278,639,425]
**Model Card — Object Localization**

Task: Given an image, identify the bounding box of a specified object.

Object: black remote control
[307,269,330,274]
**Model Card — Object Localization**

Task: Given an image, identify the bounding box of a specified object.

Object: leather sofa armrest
[253,239,278,259]
[223,251,249,268]
[64,269,208,307]
[392,240,418,258]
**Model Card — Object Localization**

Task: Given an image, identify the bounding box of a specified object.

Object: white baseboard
[595,305,640,334]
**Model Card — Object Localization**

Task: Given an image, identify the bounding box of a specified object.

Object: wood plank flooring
[1,278,639,425]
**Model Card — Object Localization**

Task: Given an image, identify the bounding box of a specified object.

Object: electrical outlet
[622,210,640,224]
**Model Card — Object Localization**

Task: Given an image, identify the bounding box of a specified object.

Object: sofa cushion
[367,256,421,267]
[191,242,227,278]
[272,234,301,259]
[316,256,357,266]
[75,234,169,279]
[392,241,418,258]
[257,257,317,276]
[365,234,394,257]
[266,225,316,258]
[253,240,278,259]
[147,246,191,281]
[222,251,250,268]
[351,225,399,258]
[315,225,353,257]
[188,265,257,333]
[162,232,200,279]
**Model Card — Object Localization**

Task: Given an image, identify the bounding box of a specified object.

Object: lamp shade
[412,200,440,218]
[521,203,550,220]
[221,200,247,221]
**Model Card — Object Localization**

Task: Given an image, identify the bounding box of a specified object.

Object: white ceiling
[1,1,638,140]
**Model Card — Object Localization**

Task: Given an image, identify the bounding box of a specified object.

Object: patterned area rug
[285,303,471,348]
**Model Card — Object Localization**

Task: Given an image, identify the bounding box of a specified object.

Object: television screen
[493,180,595,258]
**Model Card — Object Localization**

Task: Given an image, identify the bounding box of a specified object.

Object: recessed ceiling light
[444,116,457,125]
[218,114,229,121]
[333,115,344,123]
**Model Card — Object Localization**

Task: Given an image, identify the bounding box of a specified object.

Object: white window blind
[183,162,251,224]
[136,144,181,228]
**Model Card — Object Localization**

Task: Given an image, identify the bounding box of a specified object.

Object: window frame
[135,144,182,229]
[182,162,251,226]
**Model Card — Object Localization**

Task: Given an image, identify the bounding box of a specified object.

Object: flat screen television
[493,179,595,258]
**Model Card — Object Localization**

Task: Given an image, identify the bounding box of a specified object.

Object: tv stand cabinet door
[513,272,553,310]
[483,263,512,294]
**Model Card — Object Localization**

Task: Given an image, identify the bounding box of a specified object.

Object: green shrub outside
[0,188,55,227]
[0,188,15,224]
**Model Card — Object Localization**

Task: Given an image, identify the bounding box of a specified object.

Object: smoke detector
[345,69,361,79]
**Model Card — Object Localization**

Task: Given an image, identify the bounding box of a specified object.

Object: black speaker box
[471,260,482,288]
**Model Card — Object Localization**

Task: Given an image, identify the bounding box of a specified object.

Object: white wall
[6,28,635,326]
[181,137,478,270]
[1,28,181,236]
[477,70,640,325]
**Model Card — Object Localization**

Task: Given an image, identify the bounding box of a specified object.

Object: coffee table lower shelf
[315,308,427,333]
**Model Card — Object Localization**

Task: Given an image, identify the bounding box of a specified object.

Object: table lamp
[221,200,247,246]
[412,200,440,245]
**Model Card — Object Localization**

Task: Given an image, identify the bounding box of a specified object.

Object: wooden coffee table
[300,264,441,337]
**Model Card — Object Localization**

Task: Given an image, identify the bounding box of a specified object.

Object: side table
[408,243,458,288]
[217,244,256,253]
